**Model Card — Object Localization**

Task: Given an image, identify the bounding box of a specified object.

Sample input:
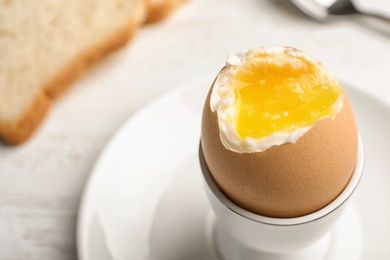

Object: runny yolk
[233,53,343,139]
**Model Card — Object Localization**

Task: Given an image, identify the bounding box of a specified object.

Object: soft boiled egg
[201,46,358,218]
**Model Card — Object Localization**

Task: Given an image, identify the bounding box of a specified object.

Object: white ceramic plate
[77,76,390,260]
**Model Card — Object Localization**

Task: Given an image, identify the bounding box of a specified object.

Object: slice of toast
[0,0,185,145]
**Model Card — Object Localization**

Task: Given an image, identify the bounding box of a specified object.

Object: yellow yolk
[232,54,343,139]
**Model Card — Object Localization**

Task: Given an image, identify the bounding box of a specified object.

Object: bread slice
[0,0,185,145]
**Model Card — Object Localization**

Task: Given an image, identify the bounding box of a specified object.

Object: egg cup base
[199,134,364,257]
[204,203,362,260]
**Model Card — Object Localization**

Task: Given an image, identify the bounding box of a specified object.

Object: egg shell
[201,74,358,218]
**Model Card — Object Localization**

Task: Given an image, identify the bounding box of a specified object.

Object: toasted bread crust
[144,0,186,24]
[44,15,141,99]
[0,0,185,145]
[0,92,51,145]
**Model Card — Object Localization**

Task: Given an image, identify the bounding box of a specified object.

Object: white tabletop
[0,0,389,259]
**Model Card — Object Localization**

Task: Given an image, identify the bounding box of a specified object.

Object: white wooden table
[1,0,389,259]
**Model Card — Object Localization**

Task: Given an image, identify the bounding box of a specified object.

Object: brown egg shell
[201,76,358,218]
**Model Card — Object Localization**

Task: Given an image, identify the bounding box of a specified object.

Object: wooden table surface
[1,0,389,259]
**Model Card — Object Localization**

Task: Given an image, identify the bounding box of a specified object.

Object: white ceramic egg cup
[199,135,364,260]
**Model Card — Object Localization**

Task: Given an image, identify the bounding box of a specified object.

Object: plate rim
[76,75,213,260]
